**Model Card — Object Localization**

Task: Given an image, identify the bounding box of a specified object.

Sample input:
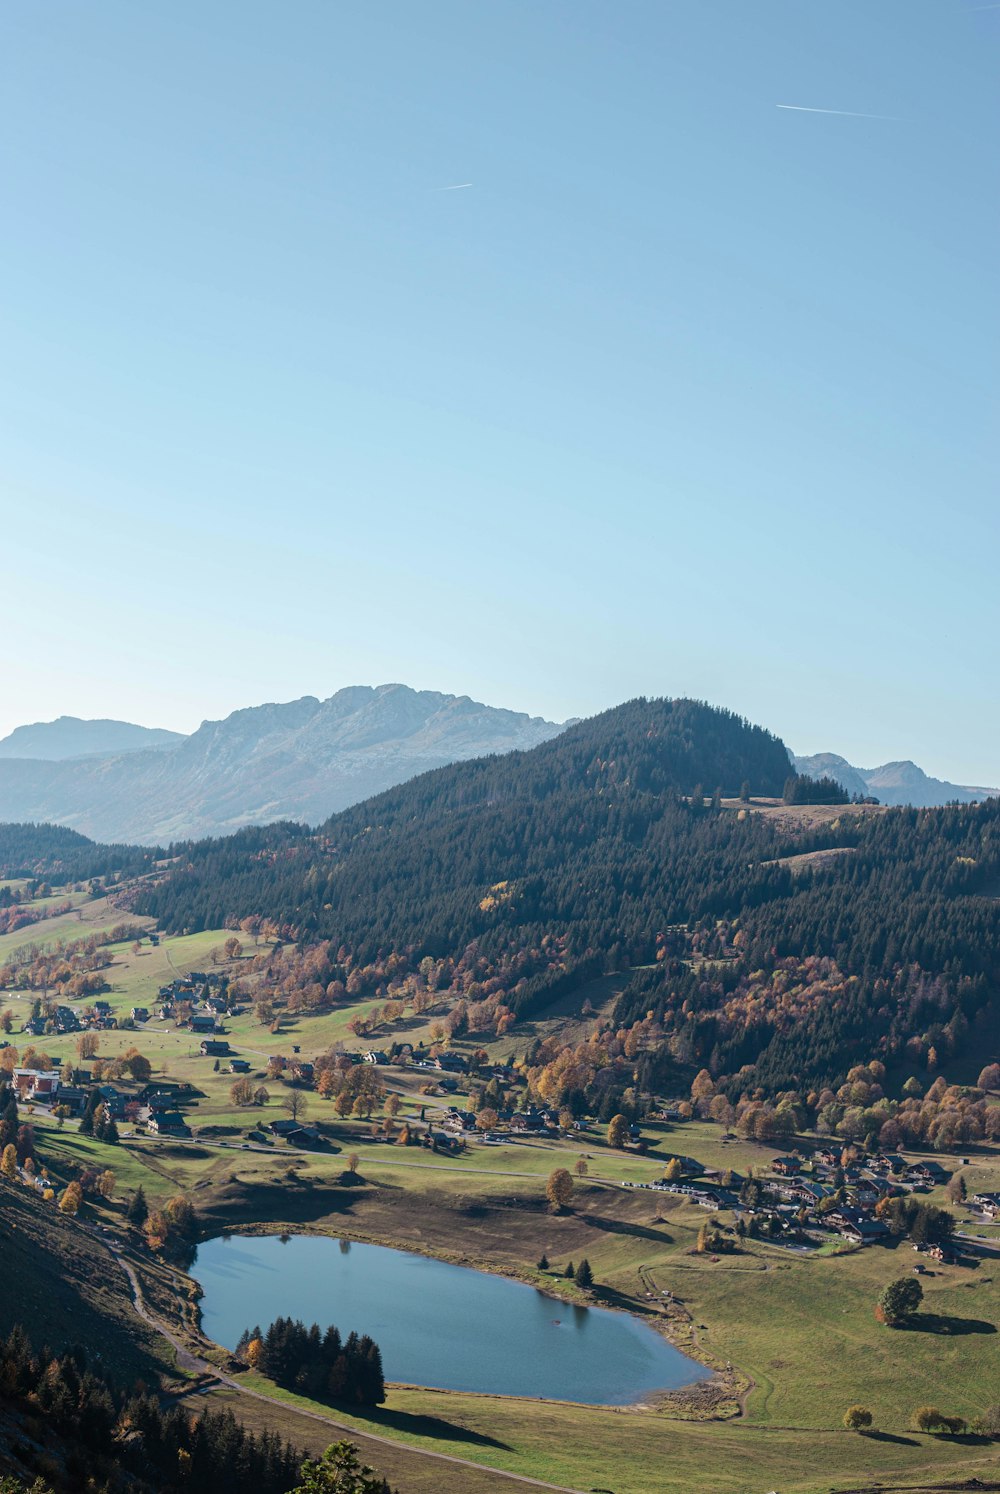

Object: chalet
[93,1001,112,1017]
[909,1160,949,1185]
[200,1039,230,1057]
[269,1118,301,1137]
[205,995,229,1015]
[229,1058,251,1074]
[148,1110,189,1135]
[54,1085,88,1115]
[22,1019,47,1038]
[12,1068,61,1100]
[131,1007,149,1024]
[189,1014,218,1034]
[973,1192,1000,1218]
[433,1052,467,1073]
[158,1004,173,1020]
[363,1051,388,1066]
[158,986,175,999]
[771,1156,801,1176]
[145,1091,176,1112]
[267,1055,287,1070]
[97,1085,129,1118]
[827,1208,889,1245]
[779,1178,832,1206]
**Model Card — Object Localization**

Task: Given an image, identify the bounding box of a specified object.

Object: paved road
[94,1230,589,1494]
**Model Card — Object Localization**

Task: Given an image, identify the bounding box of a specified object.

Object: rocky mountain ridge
[0,685,563,844]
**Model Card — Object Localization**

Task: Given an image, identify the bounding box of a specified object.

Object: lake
[192,1233,709,1404]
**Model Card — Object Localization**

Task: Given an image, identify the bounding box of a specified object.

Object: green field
[9,901,1000,1493]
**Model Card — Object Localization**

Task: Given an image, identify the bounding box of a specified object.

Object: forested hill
[134,698,1000,1096]
[137,697,793,948]
[0,822,155,881]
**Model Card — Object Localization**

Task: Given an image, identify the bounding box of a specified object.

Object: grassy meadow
[6,881,1000,1493]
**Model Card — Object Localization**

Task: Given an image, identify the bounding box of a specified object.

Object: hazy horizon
[0,683,995,788]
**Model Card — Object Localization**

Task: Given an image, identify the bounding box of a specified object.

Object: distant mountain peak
[794,751,997,808]
[0,716,185,762]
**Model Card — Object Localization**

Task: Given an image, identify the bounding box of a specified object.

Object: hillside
[794,750,997,807]
[0,715,184,760]
[0,685,564,844]
[130,695,1000,1096]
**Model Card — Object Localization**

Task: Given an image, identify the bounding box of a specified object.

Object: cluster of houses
[621,1146,965,1252]
[21,998,120,1039]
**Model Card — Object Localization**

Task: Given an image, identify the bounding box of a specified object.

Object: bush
[843,1405,873,1432]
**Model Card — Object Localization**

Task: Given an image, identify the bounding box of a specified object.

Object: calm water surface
[193,1233,708,1404]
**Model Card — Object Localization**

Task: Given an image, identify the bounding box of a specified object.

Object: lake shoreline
[190,1223,721,1411]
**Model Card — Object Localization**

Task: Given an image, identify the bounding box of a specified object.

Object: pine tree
[127,1185,148,1226]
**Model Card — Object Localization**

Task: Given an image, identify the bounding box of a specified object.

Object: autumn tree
[574,1157,588,1177]
[546,1168,574,1213]
[284,1091,309,1124]
[607,1114,631,1149]
[1,1143,16,1180]
[59,1180,83,1215]
[977,1063,1000,1093]
[77,1031,99,1060]
[231,1077,256,1106]
[224,936,243,961]
[476,1108,498,1132]
[843,1405,873,1432]
[877,1277,922,1327]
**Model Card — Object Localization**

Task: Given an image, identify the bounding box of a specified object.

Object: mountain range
[793,752,997,809]
[0,685,563,844]
[0,688,993,845]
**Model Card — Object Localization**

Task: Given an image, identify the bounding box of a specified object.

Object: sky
[1,1,997,782]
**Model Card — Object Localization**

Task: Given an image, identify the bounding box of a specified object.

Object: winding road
[94,1229,590,1494]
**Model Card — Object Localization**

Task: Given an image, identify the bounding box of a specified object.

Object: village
[7,957,1000,1272]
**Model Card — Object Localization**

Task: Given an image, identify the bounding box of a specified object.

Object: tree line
[238,1316,386,1407]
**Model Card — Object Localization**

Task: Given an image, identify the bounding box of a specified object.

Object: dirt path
[97,1232,588,1494]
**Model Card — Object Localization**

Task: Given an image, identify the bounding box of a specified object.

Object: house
[229,1058,251,1074]
[131,1007,149,1024]
[54,1085,88,1115]
[909,1160,949,1185]
[433,1052,467,1073]
[363,1051,388,1066]
[93,1001,112,1017]
[827,1208,889,1245]
[12,1068,61,1100]
[771,1156,801,1176]
[98,1085,129,1118]
[148,1110,189,1135]
[200,1039,230,1057]
[972,1192,1000,1218]
[144,1090,176,1113]
[189,1014,218,1034]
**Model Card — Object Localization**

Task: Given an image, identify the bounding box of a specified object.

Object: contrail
[776,103,897,119]
[437,183,473,191]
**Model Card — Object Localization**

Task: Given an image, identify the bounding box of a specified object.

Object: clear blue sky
[2,1,997,781]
